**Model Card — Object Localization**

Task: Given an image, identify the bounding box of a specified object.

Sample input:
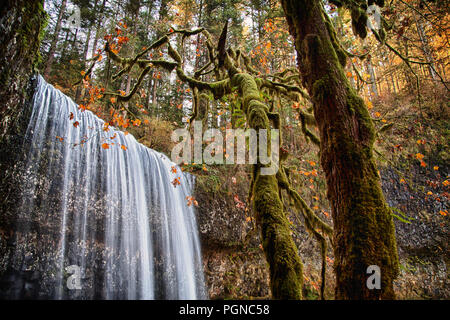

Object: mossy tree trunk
[0,0,46,142]
[230,72,303,299]
[280,0,399,299]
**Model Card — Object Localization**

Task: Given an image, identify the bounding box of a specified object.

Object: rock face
[381,167,449,299]
[194,170,271,299]
[195,165,448,300]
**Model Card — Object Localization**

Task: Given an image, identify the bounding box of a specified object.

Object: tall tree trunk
[60,29,70,58]
[150,0,168,117]
[44,0,68,77]
[413,13,437,80]
[366,57,378,97]
[76,24,93,101]
[91,0,106,59]
[281,0,399,299]
[70,27,79,54]
[227,70,303,299]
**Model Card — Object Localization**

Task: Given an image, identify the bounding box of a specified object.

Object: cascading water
[0,75,206,299]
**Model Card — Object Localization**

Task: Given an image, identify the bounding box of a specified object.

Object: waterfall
[1,75,206,299]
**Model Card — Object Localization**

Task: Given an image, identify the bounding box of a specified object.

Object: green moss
[281,0,400,299]
[228,70,303,299]
[253,174,303,299]
[0,0,47,143]
[312,76,330,103]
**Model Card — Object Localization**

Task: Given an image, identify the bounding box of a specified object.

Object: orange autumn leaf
[172,177,181,187]
[69,112,74,120]
[121,145,127,151]
[73,121,80,128]
[101,143,110,149]
[415,153,424,160]
[110,97,117,104]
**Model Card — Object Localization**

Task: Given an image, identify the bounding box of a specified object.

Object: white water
[8,75,206,299]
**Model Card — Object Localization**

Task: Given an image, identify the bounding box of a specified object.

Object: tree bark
[0,0,46,141]
[281,0,399,299]
[413,12,437,80]
[230,71,303,299]
[91,0,106,59]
